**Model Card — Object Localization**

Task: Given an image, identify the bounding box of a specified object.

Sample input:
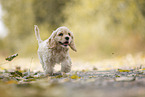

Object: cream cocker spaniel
[34,25,77,75]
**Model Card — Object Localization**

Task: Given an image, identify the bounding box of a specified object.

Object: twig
[28,57,33,76]
[0,61,9,66]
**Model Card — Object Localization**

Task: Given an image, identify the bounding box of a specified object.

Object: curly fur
[34,25,77,75]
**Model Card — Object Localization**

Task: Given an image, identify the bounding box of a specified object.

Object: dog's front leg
[44,64,54,75]
[61,58,72,73]
[43,59,54,75]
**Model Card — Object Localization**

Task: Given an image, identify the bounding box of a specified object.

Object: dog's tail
[34,25,42,44]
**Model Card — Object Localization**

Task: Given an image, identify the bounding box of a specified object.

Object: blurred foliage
[33,0,69,28]
[1,0,35,54]
[0,0,70,56]
[64,0,145,59]
[0,0,145,60]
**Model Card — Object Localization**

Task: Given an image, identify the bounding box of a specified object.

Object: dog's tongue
[63,42,68,46]
[64,43,68,45]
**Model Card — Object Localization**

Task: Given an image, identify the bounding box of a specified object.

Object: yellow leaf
[70,74,80,79]
[5,80,18,84]
[141,68,145,70]
[0,67,5,70]
[118,69,131,72]
[82,69,86,72]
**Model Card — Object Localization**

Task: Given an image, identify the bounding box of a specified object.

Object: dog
[34,25,77,75]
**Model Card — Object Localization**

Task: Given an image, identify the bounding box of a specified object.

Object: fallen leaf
[5,53,18,61]
[118,69,131,72]
[0,67,5,70]
[70,74,80,79]
[5,80,18,84]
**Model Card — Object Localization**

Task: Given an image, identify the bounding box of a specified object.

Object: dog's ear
[47,31,57,48]
[69,39,77,52]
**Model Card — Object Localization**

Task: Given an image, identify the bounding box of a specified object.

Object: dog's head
[48,26,77,52]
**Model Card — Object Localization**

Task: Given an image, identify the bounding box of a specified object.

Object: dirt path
[1,70,145,97]
[1,54,145,97]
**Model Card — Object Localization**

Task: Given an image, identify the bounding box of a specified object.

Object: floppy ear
[69,39,77,52]
[47,30,57,48]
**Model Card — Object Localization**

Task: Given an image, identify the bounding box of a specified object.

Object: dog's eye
[68,33,70,36]
[58,33,63,36]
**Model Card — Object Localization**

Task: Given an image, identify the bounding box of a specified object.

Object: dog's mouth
[59,41,69,47]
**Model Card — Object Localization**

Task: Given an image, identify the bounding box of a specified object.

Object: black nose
[65,37,69,40]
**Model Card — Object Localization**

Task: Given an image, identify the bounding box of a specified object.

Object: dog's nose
[65,37,69,40]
